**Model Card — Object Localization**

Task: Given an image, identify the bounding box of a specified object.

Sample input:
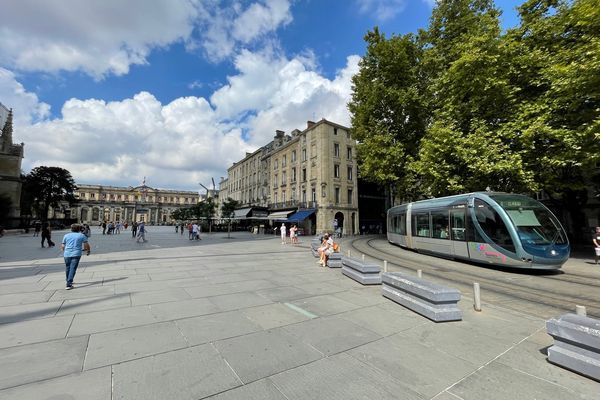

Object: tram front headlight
[550,249,558,256]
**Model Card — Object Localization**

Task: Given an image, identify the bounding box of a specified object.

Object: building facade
[69,184,200,225]
[221,119,359,235]
[0,104,24,227]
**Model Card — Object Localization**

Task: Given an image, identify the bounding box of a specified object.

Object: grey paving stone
[207,273,249,284]
[43,279,105,291]
[0,291,53,306]
[68,305,157,336]
[449,361,586,400]
[113,344,241,400]
[148,271,192,281]
[0,367,111,400]
[149,297,220,321]
[129,287,192,306]
[114,280,172,293]
[292,281,346,296]
[176,310,263,346]
[255,286,310,302]
[209,292,273,312]
[348,335,477,398]
[206,378,287,400]
[49,286,116,301]
[0,301,63,324]
[289,294,360,317]
[282,316,382,356]
[0,282,48,295]
[84,321,188,369]
[0,315,72,348]
[242,303,311,329]
[338,304,426,336]
[213,329,322,383]
[0,336,88,390]
[56,293,131,315]
[270,352,424,400]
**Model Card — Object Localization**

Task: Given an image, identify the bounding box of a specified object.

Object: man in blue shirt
[61,224,91,290]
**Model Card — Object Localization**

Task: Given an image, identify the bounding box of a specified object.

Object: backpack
[332,242,340,252]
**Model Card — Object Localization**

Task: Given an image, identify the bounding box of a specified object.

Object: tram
[387,192,570,269]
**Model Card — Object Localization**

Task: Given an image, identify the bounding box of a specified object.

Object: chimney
[307,120,316,129]
[275,130,285,139]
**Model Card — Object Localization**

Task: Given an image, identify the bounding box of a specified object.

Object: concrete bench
[546,313,600,381]
[326,252,342,268]
[310,238,321,257]
[341,257,381,285]
[381,272,462,322]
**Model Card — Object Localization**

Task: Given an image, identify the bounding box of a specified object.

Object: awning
[287,209,316,222]
[267,210,294,221]
[233,207,252,219]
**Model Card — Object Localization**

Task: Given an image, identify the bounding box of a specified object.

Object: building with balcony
[220,119,359,235]
[68,184,200,225]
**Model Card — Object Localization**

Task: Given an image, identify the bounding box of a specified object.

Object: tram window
[398,213,407,235]
[450,210,466,241]
[474,199,516,252]
[431,211,449,239]
[413,213,430,237]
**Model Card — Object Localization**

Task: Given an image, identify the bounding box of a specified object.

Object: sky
[0,0,523,192]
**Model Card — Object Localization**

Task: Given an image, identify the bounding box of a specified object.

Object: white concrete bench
[381,272,462,322]
[341,257,381,285]
[546,313,600,381]
[326,252,342,268]
[310,238,321,257]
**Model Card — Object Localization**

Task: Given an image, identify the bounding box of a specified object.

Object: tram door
[450,209,469,259]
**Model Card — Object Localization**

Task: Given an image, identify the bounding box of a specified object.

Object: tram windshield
[490,194,567,246]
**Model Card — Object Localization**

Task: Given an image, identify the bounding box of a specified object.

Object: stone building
[68,184,200,225]
[221,119,359,235]
[0,104,24,227]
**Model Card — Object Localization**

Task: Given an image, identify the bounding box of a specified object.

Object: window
[91,193,96,199]
[292,168,297,182]
[291,150,296,162]
[282,171,286,185]
[312,188,316,202]
[413,213,430,237]
[347,147,352,160]
[335,188,340,204]
[474,199,515,252]
[334,127,338,135]
[282,155,287,167]
[274,192,278,203]
[302,168,306,182]
[302,190,306,203]
[302,148,307,161]
[274,159,278,170]
[334,143,340,157]
[431,211,449,239]
[282,190,286,202]
[347,189,353,205]
[347,166,353,180]
[274,174,278,188]
[334,164,340,178]
[451,209,466,241]
[321,186,326,197]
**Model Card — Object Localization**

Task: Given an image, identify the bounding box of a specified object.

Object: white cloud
[355,0,408,21]
[4,48,361,190]
[0,0,198,78]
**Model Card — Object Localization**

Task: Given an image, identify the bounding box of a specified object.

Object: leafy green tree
[21,166,77,221]
[198,197,216,233]
[348,27,427,202]
[221,197,240,238]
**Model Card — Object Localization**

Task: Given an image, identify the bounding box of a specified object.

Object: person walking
[61,224,90,290]
[280,223,287,244]
[41,222,55,248]
[136,221,147,243]
[592,227,600,264]
[33,221,41,237]
[180,222,185,235]
[131,221,138,238]
[192,223,200,240]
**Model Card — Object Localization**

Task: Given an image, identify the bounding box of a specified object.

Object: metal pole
[575,305,587,316]
[473,283,482,312]
[384,260,388,273]
[362,254,365,261]
[417,269,422,278]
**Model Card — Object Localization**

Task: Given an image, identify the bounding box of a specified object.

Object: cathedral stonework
[0,104,24,227]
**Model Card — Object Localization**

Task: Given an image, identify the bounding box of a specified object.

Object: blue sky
[0,0,523,190]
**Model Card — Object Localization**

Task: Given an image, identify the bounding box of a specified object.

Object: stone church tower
[0,103,24,226]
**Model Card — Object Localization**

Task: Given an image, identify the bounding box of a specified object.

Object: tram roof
[389,192,512,212]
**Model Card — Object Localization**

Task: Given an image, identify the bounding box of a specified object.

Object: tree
[197,197,216,233]
[0,194,11,224]
[21,166,77,221]
[221,197,240,238]
[348,27,427,202]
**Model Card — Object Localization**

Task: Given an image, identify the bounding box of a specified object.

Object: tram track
[348,236,600,319]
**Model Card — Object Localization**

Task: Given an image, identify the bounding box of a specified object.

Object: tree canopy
[349,0,600,238]
[21,166,77,221]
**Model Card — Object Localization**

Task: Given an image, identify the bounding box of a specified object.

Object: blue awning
[287,209,316,222]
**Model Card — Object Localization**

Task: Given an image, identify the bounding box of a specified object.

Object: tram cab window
[413,213,430,237]
[474,199,515,252]
[431,211,449,239]
[398,213,407,235]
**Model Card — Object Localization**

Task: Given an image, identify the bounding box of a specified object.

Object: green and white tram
[387,192,570,270]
